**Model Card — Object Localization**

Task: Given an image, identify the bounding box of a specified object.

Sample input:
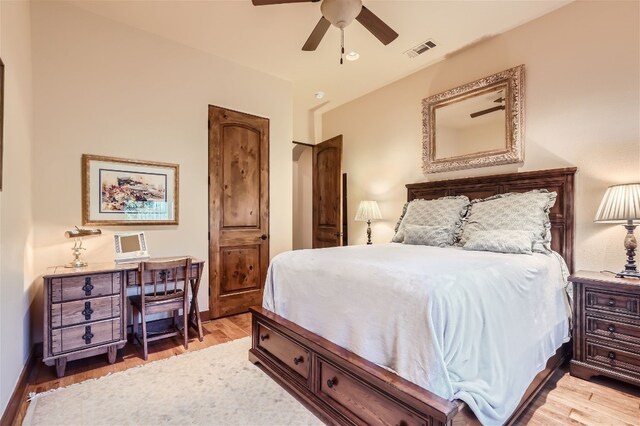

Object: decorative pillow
[403,224,452,247]
[463,230,534,254]
[393,202,409,234]
[459,190,557,253]
[392,196,470,244]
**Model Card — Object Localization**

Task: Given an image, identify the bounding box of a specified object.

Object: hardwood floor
[13,313,640,425]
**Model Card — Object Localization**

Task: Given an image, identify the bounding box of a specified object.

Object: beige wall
[292,145,313,249]
[0,0,36,414]
[323,0,640,271]
[29,1,292,336]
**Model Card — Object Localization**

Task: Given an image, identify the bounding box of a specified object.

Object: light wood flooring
[14,313,640,425]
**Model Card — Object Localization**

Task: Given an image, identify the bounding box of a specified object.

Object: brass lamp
[64,226,102,268]
[594,183,640,278]
[355,200,382,245]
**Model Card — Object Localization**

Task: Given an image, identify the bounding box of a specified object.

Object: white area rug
[24,337,323,425]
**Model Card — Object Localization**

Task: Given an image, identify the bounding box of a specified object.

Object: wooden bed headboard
[406,167,577,272]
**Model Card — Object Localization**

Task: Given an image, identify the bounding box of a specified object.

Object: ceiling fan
[470,97,505,118]
[252,0,398,60]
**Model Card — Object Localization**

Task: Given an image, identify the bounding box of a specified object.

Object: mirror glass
[422,65,524,174]
[434,85,506,160]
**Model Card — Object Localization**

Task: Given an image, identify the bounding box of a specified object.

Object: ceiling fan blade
[302,17,331,51]
[470,105,505,118]
[356,5,398,45]
[252,0,313,5]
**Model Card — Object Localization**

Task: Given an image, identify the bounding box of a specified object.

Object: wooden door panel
[317,147,340,227]
[313,135,342,248]
[209,106,269,319]
[220,246,261,294]
[222,125,261,229]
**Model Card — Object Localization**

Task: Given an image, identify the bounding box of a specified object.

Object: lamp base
[616,269,640,279]
[617,221,639,279]
[65,259,88,269]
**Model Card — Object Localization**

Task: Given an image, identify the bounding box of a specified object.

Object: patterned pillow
[459,190,557,253]
[463,230,534,254]
[403,224,452,247]
[392,196,470,244]
[393,202,409,234]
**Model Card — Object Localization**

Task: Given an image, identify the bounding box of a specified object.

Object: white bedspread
[263,243,570,425]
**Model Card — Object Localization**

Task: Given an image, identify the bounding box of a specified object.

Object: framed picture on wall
[82,154,179,226]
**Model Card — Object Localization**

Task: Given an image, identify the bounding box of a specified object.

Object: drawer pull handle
[82,326,94,344]
[608,324,616,333]
[260,334,269,342]
[82,302,94,320]
[326,377,337,388]
[608,298,615,307]
[396,422,408,426]
[608,351,616,360]
[82,278,94,296]
[293,356,304,365]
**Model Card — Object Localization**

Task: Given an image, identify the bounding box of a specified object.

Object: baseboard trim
[0,343,41,426]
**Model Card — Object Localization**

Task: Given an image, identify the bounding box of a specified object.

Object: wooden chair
[130,257,192,360]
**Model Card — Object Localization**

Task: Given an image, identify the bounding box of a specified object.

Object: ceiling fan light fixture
[345,51,360,61]
[321,0,363,28]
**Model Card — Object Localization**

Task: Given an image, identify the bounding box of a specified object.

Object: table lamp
[355,200,382,245]
[594,183,640,278]
[64,226,102,268]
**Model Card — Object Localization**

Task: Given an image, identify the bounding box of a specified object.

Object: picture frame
[114,231,150,264]
[82,154,179,226]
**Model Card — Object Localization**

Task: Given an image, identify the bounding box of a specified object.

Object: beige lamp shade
[594,183,640,223]
[355,200,382,222]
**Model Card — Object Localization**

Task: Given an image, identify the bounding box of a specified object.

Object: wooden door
[208,106,269,319]
[312,135,343,248]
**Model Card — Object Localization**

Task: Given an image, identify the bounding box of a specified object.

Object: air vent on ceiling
[404,39,437,58]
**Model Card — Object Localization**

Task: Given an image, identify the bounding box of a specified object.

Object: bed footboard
[250,306,463,426]
[249,307,570,426]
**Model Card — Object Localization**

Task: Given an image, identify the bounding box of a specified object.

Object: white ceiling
[70,0,571,126]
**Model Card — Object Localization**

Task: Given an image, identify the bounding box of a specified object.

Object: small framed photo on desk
[114,231,150,264]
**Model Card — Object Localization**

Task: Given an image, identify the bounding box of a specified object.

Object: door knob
[260,234,268,240]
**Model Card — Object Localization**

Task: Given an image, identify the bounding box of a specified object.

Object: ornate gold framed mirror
[422,64,525,174]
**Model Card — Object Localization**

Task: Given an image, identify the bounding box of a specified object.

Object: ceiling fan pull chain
[340,28,345,64]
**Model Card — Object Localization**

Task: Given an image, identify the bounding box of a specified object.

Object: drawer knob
[82,326,94,344]
[396,422,408,426]
[260,334,269,342]
[608,351,616,360]
[326,377,337,388]
[608,298,615,307]
[293,356,304,365]
[82,301,94,320]
[608,324,616,333]
[82,278,94,296]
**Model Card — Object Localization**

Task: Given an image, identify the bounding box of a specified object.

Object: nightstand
[569,271,640,386]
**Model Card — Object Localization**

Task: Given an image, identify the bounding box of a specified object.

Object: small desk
[42,256,205,376]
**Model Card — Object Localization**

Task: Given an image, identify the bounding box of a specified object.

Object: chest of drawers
[570,271,640,386]
[43,266,128,377]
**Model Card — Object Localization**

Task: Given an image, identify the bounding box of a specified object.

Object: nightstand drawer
[51,273,121,302]
[585,288,640,317]
[586,315,640,346]
[51,295,121,328]
[586,341,640,376]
